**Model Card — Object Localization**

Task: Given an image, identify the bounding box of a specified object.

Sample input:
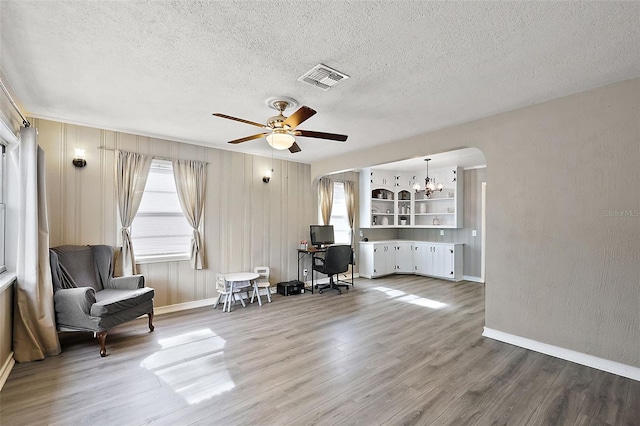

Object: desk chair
[313,245,352,294]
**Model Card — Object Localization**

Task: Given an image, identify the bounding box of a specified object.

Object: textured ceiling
[1,1,639,165]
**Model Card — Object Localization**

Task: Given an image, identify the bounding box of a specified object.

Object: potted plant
[399,216,407,225]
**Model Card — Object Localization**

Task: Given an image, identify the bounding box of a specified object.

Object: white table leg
[225,282,234,312]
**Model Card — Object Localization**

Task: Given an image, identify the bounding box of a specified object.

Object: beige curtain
[172,159,207,270]
[116,150,152,275]
[344,180,356,246]
[12,127,61,362]
[318,177,333,225]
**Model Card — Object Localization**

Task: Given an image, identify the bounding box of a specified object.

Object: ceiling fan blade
[288,142,302,153]
[213,113,266,129]
[228,133,268,144]
[283,106,316,129]
[294,130,348,142]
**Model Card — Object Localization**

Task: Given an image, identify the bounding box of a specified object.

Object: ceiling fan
[213,97,348,153]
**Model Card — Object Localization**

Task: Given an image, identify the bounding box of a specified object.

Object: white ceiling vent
[298,64,349,91]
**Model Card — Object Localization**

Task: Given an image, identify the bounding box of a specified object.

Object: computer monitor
[309,225,334,249]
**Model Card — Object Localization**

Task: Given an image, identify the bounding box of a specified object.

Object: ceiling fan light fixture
[266,131,295,150]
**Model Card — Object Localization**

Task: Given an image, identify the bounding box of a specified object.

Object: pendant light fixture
[413,158,443,197]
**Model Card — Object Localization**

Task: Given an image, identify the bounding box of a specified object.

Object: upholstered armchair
[49,245,155,357]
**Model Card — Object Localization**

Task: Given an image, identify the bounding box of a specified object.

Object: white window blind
[329,181,351,245]
[131,159,191,258]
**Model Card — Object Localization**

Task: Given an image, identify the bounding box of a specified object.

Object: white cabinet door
[358,243,375,278]
[370,170,395,188]
[372,243,393,277]
[394,172,418,189]
[413,242,430,274]
[433,245,453,279]
[394,242,414,273]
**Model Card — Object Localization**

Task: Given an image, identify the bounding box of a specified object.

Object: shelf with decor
[412,166,463,228]
[360,166,463,228]
[369,188,395,227]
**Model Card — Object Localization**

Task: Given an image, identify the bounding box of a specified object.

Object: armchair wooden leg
[97,331,108,357]
[148,311,155,332]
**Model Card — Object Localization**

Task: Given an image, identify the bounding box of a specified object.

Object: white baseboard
[155,297,218,316]
[0,352,15,392]
[483,327,640,381]
[463,275,484,283]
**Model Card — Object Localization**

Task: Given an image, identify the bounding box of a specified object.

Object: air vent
[298,64,349,91]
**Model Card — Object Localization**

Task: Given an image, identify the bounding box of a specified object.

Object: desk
[223,272,259,312]
[297,247,325,294]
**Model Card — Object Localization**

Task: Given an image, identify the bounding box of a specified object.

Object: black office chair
[313,245,352,294]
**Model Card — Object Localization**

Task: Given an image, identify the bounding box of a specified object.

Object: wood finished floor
[1,275,638,426]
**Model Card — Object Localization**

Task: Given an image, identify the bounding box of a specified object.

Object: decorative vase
[433,217,440,226]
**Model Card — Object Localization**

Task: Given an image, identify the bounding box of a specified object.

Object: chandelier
[413,158,443,197]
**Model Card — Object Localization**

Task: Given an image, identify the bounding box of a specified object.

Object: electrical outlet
[472,230,477,237]
[303,269,308,276]
[440,230,445,236]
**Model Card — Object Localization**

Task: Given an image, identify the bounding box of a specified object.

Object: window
[329,181,351,245]
[131,159,192,259]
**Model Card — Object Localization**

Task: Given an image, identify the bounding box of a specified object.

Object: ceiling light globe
[266,132,295,150]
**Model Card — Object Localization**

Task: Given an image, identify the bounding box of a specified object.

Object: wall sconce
[72,149,87,168]
[263,168,272,183]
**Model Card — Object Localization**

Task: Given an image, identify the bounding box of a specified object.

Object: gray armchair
[49,245,155,357]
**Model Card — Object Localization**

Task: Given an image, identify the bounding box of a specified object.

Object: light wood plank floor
[1,275,638,425]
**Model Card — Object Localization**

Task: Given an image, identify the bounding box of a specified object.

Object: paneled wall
[35,118,315,308]
[0,280,14,389]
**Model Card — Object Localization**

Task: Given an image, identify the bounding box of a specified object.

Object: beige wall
[36,119,315,307]
[312,78,640,368]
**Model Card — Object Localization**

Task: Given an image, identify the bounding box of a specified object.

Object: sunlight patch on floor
[372,286,448,309]
[140,328,235,404]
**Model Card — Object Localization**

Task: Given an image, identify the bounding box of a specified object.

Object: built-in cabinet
[413,242,462,280]
[359,241,463,281]
[360,167,463,228]
[371,242,395,276]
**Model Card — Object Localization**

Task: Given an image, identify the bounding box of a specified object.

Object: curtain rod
[97,146,209,164]
[0,77,30,128]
